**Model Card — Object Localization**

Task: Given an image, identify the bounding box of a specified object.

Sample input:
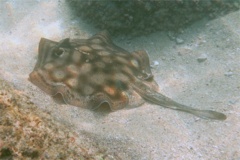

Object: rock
[0,79,109,160]
[197,54,208,62]
[67,0,240,36]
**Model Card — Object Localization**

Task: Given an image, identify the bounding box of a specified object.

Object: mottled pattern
[29,31,226,120]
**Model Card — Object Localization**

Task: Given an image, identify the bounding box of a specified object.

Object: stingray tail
[132,81,227,120]
[185,108,227,120]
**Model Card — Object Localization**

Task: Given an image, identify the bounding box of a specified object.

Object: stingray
[29,31,226,120]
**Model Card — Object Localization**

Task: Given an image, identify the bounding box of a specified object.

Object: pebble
[151,60,159,68]
[153,60,159,66]
[176,38,184,44]
[197,54,207,62]
[224,71,233,77]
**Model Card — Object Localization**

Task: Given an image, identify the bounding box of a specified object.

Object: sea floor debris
[0,79,113,160]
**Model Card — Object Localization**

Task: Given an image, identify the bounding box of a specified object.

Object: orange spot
[104,86,116,96]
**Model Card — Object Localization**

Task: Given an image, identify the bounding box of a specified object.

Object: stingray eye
[54,48,64,57]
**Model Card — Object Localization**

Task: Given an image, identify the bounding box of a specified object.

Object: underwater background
[0,0,239,159]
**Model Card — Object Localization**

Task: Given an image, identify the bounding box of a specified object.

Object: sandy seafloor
[0,1,239,160]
